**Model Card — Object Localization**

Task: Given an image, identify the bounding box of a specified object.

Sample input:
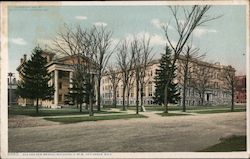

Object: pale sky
[8,5,246,78]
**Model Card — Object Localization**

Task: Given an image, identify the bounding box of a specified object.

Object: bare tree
[131,38,142,114]
[138,35,154,112]
[126,72,135,108]
[116,40,135,111]
[190,63,213,106]
[177,45,205,111]
[92,26,115,111]
[51,24,97,116]
[222,65,236,111]
[162,5,219,113]
[106,64,121,108]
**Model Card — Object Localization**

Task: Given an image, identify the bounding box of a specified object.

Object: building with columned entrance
[16,52,97,108]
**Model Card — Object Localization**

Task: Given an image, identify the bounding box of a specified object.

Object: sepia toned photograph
[1,1,249,158]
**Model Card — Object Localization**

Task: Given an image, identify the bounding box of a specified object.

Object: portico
[47,63,74,108]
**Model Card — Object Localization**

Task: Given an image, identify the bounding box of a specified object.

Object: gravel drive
[8,115,59,128]
[8,112,246,152]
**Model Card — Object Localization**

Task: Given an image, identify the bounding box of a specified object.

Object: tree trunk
[113,88,117,108]
[182,62,188,112]
[182,85,186,112]
[164,84,169,113]
[126,88,130,108]
[231,86,234,112]
[89,75,94,116]
[97,77,101,111]
[201,94,204,106]
[122,86,126,111]
[36,98,39,114]
[80,103,82,112]
[136,95,139,114]
[140,86,145,112]
[89,95,93,116]
[76,99,79,108]
[136,71,139,115]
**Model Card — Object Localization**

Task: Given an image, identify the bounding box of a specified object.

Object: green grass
[157,113,191,117]
[199,135,246,152]
[126,105,246,112]
[8,105,121,117]
[44,114,147,124]
[190,108,246,114]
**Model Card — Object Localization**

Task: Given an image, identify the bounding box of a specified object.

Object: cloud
[124,32,176,47]
[93,22,107,27]
[36,38,53,47]
[10,38,27,45]
[75,16,87,20]
[193,28,217,38]
[151,18,173,30]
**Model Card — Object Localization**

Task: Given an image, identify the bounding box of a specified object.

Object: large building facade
[17,52,97,108]
[101,56,234,107]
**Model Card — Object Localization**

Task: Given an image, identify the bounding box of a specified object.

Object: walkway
[9,112,246,152]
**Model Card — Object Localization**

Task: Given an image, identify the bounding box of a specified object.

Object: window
[59,94,62,102]
[130,91,134,98]
[59,82,62,89]
[117,90,119,98]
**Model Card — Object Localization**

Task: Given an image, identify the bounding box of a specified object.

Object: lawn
[125,105,246,113]
[8,105,121,117]
[44,114,147,124]
[157,113,191,117]
[190,108,246,114]
[199,135,246,152]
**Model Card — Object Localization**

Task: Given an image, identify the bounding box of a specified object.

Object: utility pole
[8,72,14,107]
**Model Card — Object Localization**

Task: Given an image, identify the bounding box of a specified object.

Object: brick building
[235,75,246,103]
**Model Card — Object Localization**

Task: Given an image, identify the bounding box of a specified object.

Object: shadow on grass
[44,114,147,124]
[8,105,122,117]
[198,135,246,152]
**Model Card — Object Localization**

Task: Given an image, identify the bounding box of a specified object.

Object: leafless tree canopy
[177,44,205,111]
[106,64,121,107]
[116,35,154,112]
[163,5,220,55]
[51,24,111,115]
[116,40,135,110]
[161,5,219,112]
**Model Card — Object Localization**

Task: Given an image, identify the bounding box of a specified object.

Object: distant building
[235,75,246,104]
[101,56,234,106]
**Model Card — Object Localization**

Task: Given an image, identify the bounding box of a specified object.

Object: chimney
[20,58,23,64]
[23,54,27,61]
